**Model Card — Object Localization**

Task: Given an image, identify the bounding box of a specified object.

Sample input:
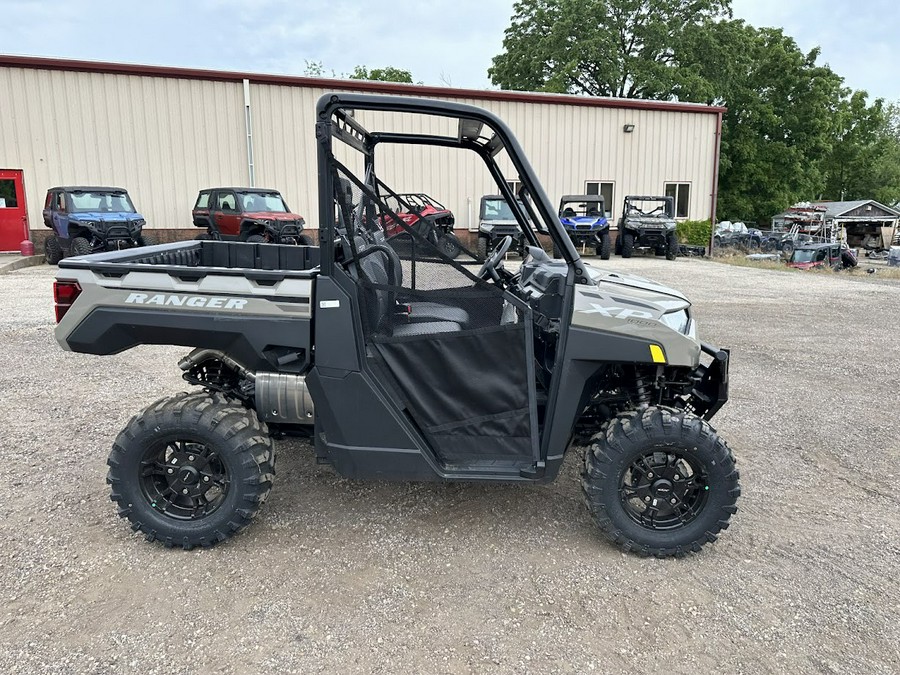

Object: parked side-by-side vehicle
[558,195,610,259]
[43,186,152,263]
[192,187,313,245]
[616,195,678,260]
[53,93,739,558]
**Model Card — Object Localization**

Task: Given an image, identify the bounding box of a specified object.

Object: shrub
[676,219,712,246]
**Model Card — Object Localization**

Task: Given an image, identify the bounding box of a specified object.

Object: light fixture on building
[623,124,635,133]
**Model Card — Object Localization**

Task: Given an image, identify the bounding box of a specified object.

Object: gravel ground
[1,259,898,674]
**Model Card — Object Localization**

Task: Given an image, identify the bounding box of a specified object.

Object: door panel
[0,170,28,252]
[214,191,241,237]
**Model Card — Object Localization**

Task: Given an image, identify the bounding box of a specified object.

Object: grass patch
[705,253,900,279]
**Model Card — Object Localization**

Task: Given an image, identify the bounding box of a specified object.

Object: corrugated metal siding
[1,65,717,233]
[0,66,248,232]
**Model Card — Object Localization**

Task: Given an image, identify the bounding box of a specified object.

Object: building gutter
[243,79,255,187]
[709,110,723,253]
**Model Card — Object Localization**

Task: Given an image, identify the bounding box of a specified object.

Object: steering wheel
[477,236,513,282]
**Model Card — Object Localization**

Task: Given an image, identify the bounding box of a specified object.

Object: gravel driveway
[1,259,898,674]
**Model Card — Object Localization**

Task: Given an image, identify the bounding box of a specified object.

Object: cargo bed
[58,240,320,281]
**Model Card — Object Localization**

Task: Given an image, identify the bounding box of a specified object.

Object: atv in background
[383,193,462,259]
[192,188,312,245]
[714,221,764,250]
[616,195,678,260]
[477,195,527,258]
[787,242,858,270]
[558,195,610,259]
[42,186,152,264]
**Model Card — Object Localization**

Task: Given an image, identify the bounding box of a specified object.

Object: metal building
[0,55,724,250]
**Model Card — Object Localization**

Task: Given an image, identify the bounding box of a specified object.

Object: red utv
[787,242,858,270]
[382,193,462,258]
[192,188,313,245]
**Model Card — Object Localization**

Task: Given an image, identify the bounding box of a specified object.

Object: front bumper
[688,343,729,420]
[631,228,670,245]
[565,228,608,245]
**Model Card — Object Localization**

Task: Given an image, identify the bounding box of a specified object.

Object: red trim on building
[0,54,726,115]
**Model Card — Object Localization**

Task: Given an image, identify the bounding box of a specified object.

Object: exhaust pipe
[178,349,314,424]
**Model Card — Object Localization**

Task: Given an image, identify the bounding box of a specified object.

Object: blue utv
[558,195,610,259]
[42,186,153,264]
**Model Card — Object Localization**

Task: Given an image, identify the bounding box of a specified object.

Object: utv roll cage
[313,93,599,480]
[314,94,588,280]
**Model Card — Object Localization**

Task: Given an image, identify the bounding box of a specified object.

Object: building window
[585,181,614,218]
[665,183,690,218]
[506,179,522,197]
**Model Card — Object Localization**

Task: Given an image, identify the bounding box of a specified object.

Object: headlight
[660,309,690,334]
[481,223,494,232]
[133,219,146,228]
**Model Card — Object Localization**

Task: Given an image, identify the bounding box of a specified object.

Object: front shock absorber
[634,374,651,406]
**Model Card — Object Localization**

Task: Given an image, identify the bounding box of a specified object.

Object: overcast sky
[2,0,897,101]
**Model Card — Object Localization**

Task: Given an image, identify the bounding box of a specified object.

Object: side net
[332,161,536,463]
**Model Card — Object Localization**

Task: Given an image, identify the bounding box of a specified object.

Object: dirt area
[1,259,898,674]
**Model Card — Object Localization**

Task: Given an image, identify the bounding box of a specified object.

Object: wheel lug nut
[188,455,195,461]
[670,498,677,504]
[167,468,174,474]
[644,496,651,502]
[203,476,210,482]
[182,488,189,495]
[674,474,680,480]
[647,472,654,478]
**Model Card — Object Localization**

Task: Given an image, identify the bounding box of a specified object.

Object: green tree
[678,22,845,222]
[349,66,415,84]
[823,94,900,205]
[489,0,731,97]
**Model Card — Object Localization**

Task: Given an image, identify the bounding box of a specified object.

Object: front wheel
[45,235,63,264]
[781,240,795,257]
[297,233,314,246]
[582,406,740,557]
[476,235,488,260]
[621,232,634,258]
[107,393,275,549]
[666,232,678,260]
[437,233,462,259]
[137,234,156,247]
[70,237,92,257]
[597,231,611,260]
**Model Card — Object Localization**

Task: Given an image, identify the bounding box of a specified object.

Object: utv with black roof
[476,194,527,258]
[558,195,610,259]
[616,195,678,260]
[53,93,739,558]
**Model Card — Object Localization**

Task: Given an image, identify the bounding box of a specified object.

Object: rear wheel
[781,240,795,257]
[70,237,92,257]
[598,231,611,260]
[621,232,634,258]
[107,392,275,549]
[44,236,63,264]
[582,406,740,557]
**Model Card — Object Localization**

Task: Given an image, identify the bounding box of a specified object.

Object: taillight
[53,280,81,323]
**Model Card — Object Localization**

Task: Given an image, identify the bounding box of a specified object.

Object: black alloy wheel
[139,439,231,521]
